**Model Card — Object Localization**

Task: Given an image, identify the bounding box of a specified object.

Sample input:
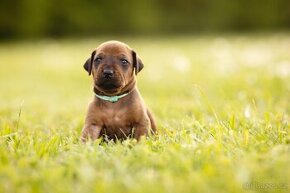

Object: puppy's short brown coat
[81,41,156,142]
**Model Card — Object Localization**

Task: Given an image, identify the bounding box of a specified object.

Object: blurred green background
[1,0,290,39]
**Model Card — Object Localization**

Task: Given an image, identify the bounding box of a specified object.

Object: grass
[0,33,289,193]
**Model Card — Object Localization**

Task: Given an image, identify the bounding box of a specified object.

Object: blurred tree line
[0,0,289,39]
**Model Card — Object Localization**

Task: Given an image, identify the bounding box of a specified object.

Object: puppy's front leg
[133,119,150,141]
[81,125,102,142]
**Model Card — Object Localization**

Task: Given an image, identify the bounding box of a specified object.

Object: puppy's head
[83,41,143,95]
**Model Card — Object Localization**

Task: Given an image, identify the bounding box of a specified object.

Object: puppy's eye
[95,57,102,64]
[120,58,129,65]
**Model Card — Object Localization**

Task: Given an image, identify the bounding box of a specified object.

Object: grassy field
[0,33,289,193]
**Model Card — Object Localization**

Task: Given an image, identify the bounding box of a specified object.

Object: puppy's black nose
[103,69,114,78]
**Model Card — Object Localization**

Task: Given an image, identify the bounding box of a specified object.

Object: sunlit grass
[0,33,289,193]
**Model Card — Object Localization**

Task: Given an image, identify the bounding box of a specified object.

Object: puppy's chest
[102,112,129,126]
[99,108,134,138]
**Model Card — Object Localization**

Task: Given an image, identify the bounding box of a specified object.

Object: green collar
[95,92,129,103]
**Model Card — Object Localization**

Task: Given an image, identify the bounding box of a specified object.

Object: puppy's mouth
[98,82,120,90]
[95,79,123,93]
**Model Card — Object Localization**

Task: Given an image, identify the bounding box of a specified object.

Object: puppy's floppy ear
[83,50,96,76]
[132,50,144,75]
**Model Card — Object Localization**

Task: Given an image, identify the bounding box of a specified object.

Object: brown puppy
[81,41,156,142]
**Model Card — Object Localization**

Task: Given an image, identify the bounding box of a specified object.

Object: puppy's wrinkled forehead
[96,41,132,56]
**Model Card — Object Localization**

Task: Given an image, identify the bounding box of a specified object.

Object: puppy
[81,41,156,142]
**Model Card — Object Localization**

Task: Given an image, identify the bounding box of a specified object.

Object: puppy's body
[81,41,156,142]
